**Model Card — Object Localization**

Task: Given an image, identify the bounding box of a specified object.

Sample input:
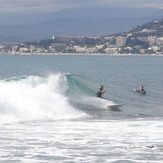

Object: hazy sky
[0,0,163,13]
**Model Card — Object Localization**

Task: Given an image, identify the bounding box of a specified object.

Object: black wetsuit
[96,88,103,98]
[140,90,146,94]
[136,89,146,95]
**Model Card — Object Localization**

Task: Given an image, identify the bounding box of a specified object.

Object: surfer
[96,85,106,98]
[136,86,146,95]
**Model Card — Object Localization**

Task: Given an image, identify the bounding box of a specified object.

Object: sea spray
[0,74,87,124]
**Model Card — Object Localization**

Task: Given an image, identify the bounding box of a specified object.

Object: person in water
[137,86,146,94]
[96,85,106,98]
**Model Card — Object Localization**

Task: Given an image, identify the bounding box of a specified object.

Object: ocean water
[0,54,163,163]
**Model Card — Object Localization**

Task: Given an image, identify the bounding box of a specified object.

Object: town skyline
[0,18,162,55]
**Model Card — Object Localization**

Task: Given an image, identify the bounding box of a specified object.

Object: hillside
[112,18,163,54]
[0,8,162,42]
[0,18,163,55]
[129,19,163,37]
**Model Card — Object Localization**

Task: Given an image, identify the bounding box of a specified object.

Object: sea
[0,54,162,163]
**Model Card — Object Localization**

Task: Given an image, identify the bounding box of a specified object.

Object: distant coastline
[0,52,162,56]
[0,18,163,55]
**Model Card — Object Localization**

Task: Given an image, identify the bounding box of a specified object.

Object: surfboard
[133,89,146,95]
[107,104,124,110]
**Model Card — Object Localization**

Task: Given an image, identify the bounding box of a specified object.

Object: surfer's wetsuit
[140,90,146,94]
[96,87,103,98]
[136,86,146,95]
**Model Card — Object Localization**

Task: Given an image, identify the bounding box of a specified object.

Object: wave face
[66,74,115,109]
[0,74,88,124]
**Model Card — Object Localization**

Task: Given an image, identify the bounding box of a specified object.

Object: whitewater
[0,55,163,162]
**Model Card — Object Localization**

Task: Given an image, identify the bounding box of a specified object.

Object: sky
[0,0,163,13]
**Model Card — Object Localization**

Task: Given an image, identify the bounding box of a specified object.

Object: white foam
[0,74,87,124]
[74,96,115,109]
[1,119,162,162]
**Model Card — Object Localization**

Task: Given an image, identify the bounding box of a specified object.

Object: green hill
[5,18,162,55]
[108,18,163,54]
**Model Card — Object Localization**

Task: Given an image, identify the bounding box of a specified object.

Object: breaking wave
[0,74,91,124]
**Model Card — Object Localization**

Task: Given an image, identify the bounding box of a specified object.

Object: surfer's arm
[103,90,107,96]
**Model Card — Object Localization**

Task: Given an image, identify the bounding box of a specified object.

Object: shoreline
[0,52,163,56]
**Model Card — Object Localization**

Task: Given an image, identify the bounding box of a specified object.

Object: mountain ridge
[0,8,162,42]
[1,18,163,55]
